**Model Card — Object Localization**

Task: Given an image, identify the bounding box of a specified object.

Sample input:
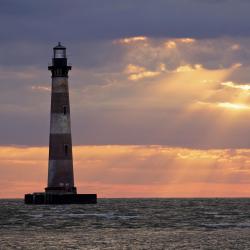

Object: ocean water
[1,199,250,249]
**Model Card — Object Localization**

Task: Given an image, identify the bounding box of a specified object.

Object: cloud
[175,64,203,73]
[221,81,250,91]
[164,38,195,49]
[114,36,148,45]
[231,44,241,51]
[3,36,250,148]
[128,71,160,81]
[1,0,250,45]
[217,102,250,110]
[124,64,161,81]
[124,64,146,74]
[31,85,50,92]
[2,145,250,198]
[179,38,196,44]
[196,101,250,111]
[165,41,177,49]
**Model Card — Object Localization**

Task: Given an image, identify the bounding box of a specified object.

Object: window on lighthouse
[63,106,67,115]
[64,144,69,156]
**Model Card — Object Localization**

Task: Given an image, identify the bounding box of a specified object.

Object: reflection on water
[1,199,250,249]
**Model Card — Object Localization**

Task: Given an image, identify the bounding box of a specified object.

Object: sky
[1,0,250,197]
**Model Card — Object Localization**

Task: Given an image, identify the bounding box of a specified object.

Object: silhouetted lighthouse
[46,42,75,194]
[24,43,97,204]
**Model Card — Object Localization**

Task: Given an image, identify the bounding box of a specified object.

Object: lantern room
[53,42,66,58]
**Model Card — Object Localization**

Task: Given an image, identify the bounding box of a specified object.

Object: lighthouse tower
[24,43,97,204]
[46,42,75,194]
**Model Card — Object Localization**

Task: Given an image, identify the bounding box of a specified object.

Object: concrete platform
[24,193,97,204]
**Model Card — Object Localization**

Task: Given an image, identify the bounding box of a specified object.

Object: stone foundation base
[24,192,97,204]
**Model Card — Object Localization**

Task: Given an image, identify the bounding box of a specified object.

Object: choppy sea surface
[1,199,250,249]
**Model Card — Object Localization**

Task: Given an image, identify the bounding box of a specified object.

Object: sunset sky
[2,0,250,197]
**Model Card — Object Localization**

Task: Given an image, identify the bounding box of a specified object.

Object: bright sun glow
[221,81,250,91]
[218,102,250,110]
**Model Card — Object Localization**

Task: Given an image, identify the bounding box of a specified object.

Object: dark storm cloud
[0,0,250,44]
[0,0,249,68]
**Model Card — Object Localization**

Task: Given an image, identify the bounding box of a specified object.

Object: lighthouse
[46,42,75,194]
[24,43,97,204]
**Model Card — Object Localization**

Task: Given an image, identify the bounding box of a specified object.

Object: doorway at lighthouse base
[24,193,97,204]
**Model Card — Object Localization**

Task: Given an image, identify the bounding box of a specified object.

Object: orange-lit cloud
[31,85,50,92]
[221,81,250,91]
[217,102,250,110]
[114,36,148,45]
[164,38,195,49]
[175,64,203,73]
[2,145,250,198]
[124,64,161,81]
[165,41,177,49]
[124,64,146,74]
[231,44,240,50]
[179,38,196,44]
[195,101,250,111]
[128,71,160,81]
